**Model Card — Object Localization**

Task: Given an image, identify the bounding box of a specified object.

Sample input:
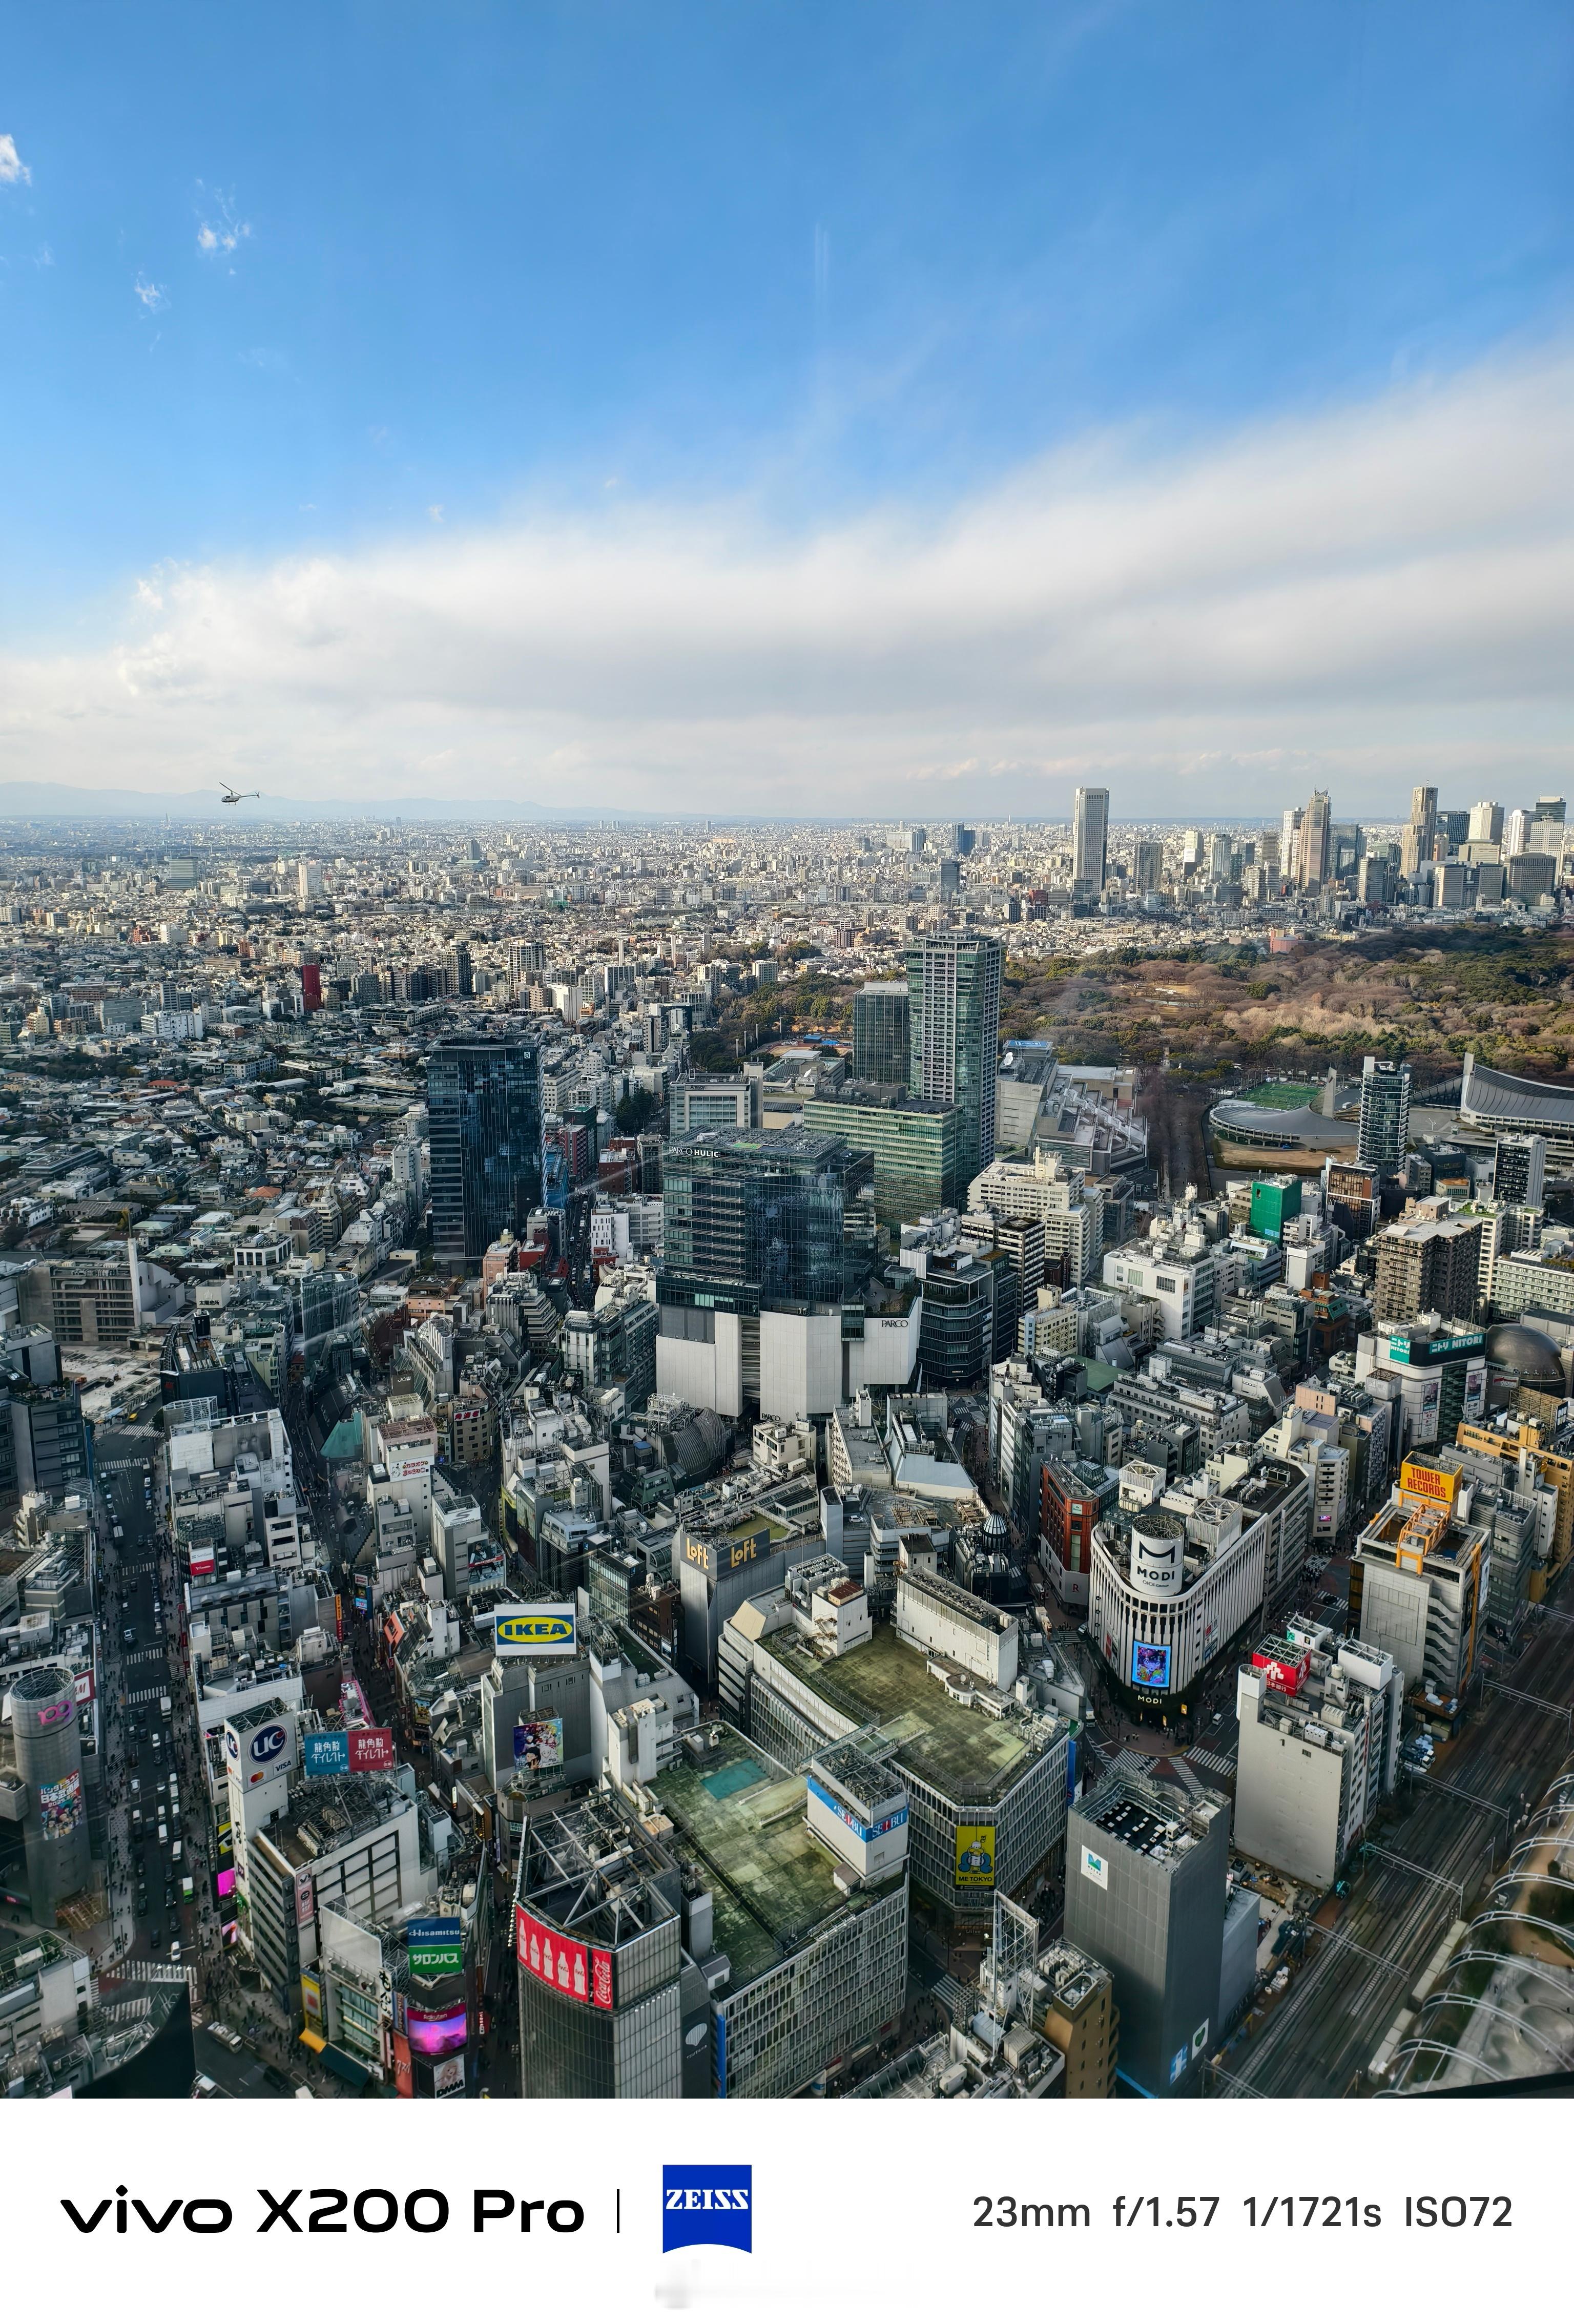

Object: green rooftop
[650,1725,880,1989]
[770,1622,1049,1805]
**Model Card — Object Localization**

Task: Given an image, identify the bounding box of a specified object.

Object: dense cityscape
[0,782,1570,2102]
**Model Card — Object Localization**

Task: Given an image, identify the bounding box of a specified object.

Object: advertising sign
[515,1904,614,2009]
[493,1604,576,1657]
[1400,1460,1454,1509]
[250,1721,291,1767]
[954,1823,997,1890]
[407,1916,463,1976]
[37,1771,84,1839]
[431,2055,466,2096]
[1131,1639,1171,1689]
[300,1971,322,2024]
[301,1726,395,1777]
[1079,1842,1108,1890]
[391,2031,413,2099]
[407,2004,468,2059]
[293,1870,316,1928]
[215,1866,236,1900]
[72,1669,95,1705]
[806,1775,907,1846]
[1414,1376,1441,1446]
[1463,1358,1487,1423]
[189,1542,216,1578]
[512,1716,564,1772]
[1252,1647,1310,1693]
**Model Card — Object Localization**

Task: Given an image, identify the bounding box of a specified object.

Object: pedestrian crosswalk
[1188,1747,1237,1776]
[128,1685,167,1706]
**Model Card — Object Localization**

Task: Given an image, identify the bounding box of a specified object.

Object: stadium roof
[1460,1050,1574,1131]
[1209,1101,1358,1150]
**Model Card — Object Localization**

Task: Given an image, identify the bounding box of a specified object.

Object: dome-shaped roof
[1485,1321,1566,1390]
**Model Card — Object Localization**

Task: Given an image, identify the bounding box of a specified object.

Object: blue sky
[2,2,1571,813]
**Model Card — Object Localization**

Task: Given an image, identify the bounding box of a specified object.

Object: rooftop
[770,1619,1058,1805]
[650,1726,889,1987]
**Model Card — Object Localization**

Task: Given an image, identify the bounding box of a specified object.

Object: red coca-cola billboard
[515,1904,613,2010]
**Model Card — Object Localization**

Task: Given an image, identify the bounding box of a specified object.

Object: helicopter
[218,787,259,806]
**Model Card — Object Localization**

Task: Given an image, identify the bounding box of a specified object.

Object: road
[1219,1607,1574,2097]
[95,1426,212,1981]
[1136,1072,1216,1199]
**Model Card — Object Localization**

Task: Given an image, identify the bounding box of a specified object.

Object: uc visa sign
[492,1604,576,1657]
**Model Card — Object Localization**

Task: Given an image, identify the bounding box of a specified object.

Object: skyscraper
[906,932,1003,1188]
[1072,788,1109,890]
[852,979,910,1085]
[427,1035,542,1263]
[1494,1133,1546,1211]
[1357,1054,1411,1174]
[1299,790,1332,889]
[1401,786,1437,879]
[1468,801,1503,845]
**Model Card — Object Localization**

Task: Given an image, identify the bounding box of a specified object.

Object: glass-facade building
[905,934,1003,1192]
[658,1128,872,1319]
[1357,1054,1411,1174]
[802,1092,962,1227]
[427,1036,541,1264]
[852,981,910,1086]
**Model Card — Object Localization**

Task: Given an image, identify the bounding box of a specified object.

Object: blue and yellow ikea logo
[494,1608,576,1653]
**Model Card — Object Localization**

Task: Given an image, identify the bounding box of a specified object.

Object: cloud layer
[5,345,1571,819]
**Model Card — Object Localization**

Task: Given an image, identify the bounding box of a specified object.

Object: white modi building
[1090,1502,1267,1713]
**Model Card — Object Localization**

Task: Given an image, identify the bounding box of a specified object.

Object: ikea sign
[492,1604,577,1658]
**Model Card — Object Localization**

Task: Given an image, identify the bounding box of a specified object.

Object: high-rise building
[803,1090,962,1225]
[1401,786,1438,879]
[852,980,910,1086]
[1065,1766,1229,2098]
[1132,838,1164,893]
[1371,1215,1484,1324]
[1232,1629,1401,1887]
[1468,801,1504,845]
[1357,1054,1411,1173]
[514,1795,688,2098]
[1495,1133,1547,1211]
[427,1036,542,1264]
[10,1666,92,1921]
[905,932,1003,1188]
[1299,790,1332,888]
[1072,788,1109,890]
[1503,805,1532,859]
[443,942,473,998]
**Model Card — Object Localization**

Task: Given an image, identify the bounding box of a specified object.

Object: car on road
[122,1626,136,1646]
[209,2022,243,2052]
[170,1941,182,1961]
[193,2073,220,2098]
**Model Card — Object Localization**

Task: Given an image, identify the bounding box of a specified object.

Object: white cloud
[4,344,1572,816]
[196,188,250,257]
[0,134,30,186]
[133,274,168,314]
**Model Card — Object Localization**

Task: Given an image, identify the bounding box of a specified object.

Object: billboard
[215,1866,236,1900]
[300,1971,322,2024]
[1252,1647,1309,1693]
[72,1669,95,1705]
[432,2055,466,2096]
[407,1917,463,1976]
[512,1717,564,1772]
[1131,1640,1171,1689]
[1079,1842,1108,1890]
[493,1604,576,1657]
[302,1726,395,1777]
[37,1771,84,1840]
[406,2004,468,2059]
[515,1905,614,2009]
[294,1870,316,1928]
[391,2031,414,2099]
[954,1824,997,1890]
[1400,1460,1454,1509]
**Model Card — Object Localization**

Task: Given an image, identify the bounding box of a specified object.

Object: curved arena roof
[1460,1049,1574,1133]
[1385,1759,1574,2093]
[1209,1101,1359,1152]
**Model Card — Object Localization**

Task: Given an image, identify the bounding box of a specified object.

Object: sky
[1,1,1570,819]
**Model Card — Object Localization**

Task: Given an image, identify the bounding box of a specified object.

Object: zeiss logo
[662,2165,752,2254]
[250,1724,288,1763]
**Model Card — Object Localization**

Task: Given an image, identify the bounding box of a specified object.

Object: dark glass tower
[852,980,910,1086]
[427,1036,541,1264]
[657,1128,871,1316]
[905,933,1003,1190]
